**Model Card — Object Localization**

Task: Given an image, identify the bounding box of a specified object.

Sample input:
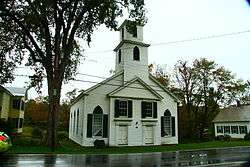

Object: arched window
[133,46,140,61]
[118,50,121,63]
[76,109,79,134]
[121,28,124,39]
[161,109,173,137]
[93,106,103,136]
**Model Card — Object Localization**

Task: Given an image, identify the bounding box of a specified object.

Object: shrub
[215,135,224,141]
[94,140,105,148]
[31,127,43,138]
[57,131,69,142]
[244,133,250,141]
[223,134,231,141]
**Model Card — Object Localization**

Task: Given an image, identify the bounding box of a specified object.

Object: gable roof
[71,71,124,105]
[114,40,150,52]
[5,87,26,97]
[213,105,250,123]
[108,77,163,100]
[148,74,179,102]
[0,85,13,96]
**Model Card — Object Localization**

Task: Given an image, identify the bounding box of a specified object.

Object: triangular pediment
[108,77,163,100]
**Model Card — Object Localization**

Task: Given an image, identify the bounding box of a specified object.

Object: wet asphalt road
[0,147,250,167]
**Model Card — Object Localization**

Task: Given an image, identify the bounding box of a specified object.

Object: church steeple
[114,20,150,82]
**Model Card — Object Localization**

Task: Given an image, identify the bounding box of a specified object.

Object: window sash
[223,126,230,134]
[119,100,128,117]
[143,102,153,118]
[231,126,239,134]
[163,116,171,136]
[217,126,223,133]
[92,114,103,136]
[239,126,247,134]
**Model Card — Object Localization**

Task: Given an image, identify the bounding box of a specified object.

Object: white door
[118,126,128,145]
[144,126,154,144]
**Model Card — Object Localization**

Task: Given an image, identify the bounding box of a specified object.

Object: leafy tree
[0,0,146,150]
[174,58,248,139]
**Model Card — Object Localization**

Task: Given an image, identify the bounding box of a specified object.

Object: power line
[84,29,250,55]
[14,74,170,93]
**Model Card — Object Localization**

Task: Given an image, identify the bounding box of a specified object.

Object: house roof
[108,77,164,100]
[5,87,26,97]
[117,20,144,31]
[0,85,13,96]
[71,71,124,106]
[114,40,150,52]
[213,105,250,123]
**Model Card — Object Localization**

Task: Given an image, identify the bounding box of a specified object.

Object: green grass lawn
[7,140,250,154]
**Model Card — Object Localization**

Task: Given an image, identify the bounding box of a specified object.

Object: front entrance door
[118,126,128,145]
[144,126,154,144]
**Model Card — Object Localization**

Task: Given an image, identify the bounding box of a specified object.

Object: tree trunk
[46,71,62,151]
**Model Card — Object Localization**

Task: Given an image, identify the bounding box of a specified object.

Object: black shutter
[115,100,119,118]
[103,114,108,138]
[87,114,93,138]
[153,102,157,118]
[161,116,164,137]
[128,100,133,118]
[141,101,146,118]
[171,116,176,137]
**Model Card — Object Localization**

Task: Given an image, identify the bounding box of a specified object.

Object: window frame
[223,126,230,134]
[143,101,153,118]
[231,126,239,134]
[118,100,128,117]
[118,49,121,63]
[92,106,104,137]
[133,46,140,61]
[162,116,172,137]
[239,125,247,134]
[216,126,223,133]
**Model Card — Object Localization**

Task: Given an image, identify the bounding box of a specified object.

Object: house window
[122,28,124,39]
[73,110,76,134]
[231,126,239,134]
[216,126,223,133]
[87,106,108,138]
[12,99,21,109]
[118,50,121,63]
[161,110,171,136]
[223,126,230,134]
[133,46,140,61]
[119,100,128,117]
[114,100,133,118]
[239,126,247,134]
[92,106,103,137]
[76,109,79,135]
[143,102,153,118]
[141,101,157,118]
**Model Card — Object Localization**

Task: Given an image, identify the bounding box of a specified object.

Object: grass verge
[7,140,250,154]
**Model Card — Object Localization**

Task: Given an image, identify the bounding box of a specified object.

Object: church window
[118,50,121,63]
[132,26,137,38]
[161,109,175,137]
[122,28,124,39]
[76,109,79,135]
[92,106,103,137]
[141,101,157,118]
[87,106,108,138]
[114,100,132,118]
[133,46,140,61]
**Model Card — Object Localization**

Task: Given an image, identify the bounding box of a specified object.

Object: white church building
[69,20,179,147]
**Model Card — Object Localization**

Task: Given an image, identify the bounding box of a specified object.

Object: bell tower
[114,20,150,82]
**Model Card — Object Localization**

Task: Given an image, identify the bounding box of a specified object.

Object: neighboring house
[213,104,250,139]
[0,86,26,133]
[69,20,179,147]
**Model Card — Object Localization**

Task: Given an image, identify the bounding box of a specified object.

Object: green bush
[57,131,69,142]
[31,127,43,138]
[13,137,41,146]
[244,133,250,141]
[223,134,231,141]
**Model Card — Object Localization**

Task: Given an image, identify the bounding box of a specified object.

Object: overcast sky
[7,0,250,100]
